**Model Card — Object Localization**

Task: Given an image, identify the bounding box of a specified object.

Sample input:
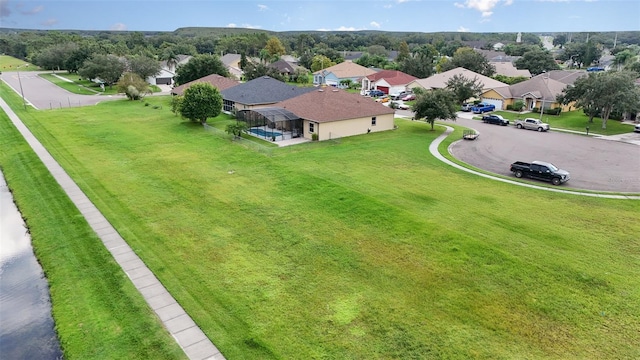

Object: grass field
[490,110,634,135]
[0,84,185,359]
[2,83,640,359]
[0,55,41,71]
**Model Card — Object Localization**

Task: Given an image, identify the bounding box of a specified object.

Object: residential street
[448,115,640,193]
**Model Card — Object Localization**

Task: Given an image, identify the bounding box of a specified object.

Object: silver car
[515,118,550,132]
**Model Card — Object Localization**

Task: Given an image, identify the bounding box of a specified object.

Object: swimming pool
[249,128,282,137]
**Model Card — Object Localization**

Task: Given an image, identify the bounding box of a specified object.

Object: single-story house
[269,59,306,77]
[361,70,418,95]
[493,42,505,51]
[492,62,532,78]
[407,67,508,96]
[220,76,317,113]
[147,54,192,86]
[170,74,241,96]
[480,71,587,111]
[475,49,521,63]
[244,88,395,141]
[221,53,244,80]
[313,61,378,87]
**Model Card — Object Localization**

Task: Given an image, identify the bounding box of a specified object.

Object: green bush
[311,133,319,141]
[513,100,525,111]
[506,104,513,110]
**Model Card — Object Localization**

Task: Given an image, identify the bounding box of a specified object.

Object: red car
[401,94,416,101]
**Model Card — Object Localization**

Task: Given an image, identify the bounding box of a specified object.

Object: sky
[0,0,638,33]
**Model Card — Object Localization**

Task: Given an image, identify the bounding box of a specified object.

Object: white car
[634,123,640,133]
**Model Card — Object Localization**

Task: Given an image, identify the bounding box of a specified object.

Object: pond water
[0,171,63,359]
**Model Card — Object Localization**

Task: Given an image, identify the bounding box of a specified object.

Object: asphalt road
[1,71,124,109]
[449,118,640,193]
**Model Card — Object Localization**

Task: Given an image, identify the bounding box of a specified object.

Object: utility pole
[17,71,26,110]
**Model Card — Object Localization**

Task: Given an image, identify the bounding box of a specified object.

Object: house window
[223,99,235,112]
[371,117,377,126]
[309,122,315,133]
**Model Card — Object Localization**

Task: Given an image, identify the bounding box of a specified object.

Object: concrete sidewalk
[0,97,225,360]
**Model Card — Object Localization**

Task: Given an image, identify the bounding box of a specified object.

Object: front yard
[487,110,635,135]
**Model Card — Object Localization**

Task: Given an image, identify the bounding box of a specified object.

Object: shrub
[506,104,513,110]
[513,100,525,111]
[311,133,319,141]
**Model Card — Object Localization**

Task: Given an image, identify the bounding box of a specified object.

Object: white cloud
[227,23,237,28]
[242,24,261,29]
[397,0,410,3]
[370,21,381,28]
[458,26,470,32]
[336,26,358,31]
[455,0,515,17]
[21,5,44,15]
[258,4,268,11]
[110,22,127,31]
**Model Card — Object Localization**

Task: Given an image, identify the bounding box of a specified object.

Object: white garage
[481,98,504,110]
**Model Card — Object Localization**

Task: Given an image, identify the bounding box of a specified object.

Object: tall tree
[126,55,161,81]
[396,41,410,63]
[441,47,495,76]
[174,54,229,85]
[558,71,640,129]
[399,44,436,78]
[514,48,560,76]
[178,82,223,124]
[553,34,567,48]
[311,55,335,72]
[446,74,484,105]
[78,54,126,88]
[413,89,458,130]
[264,36,286,62]
[242,61,285,81]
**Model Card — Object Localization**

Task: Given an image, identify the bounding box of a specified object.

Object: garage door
[156,77,172,85]
[482,98,503,110]
[377,86,389,94]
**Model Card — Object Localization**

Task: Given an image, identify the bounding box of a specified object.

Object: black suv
[482,114,509,126]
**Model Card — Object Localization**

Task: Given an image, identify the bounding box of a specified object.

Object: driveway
[1,71,124,109]
[449,117,640,193]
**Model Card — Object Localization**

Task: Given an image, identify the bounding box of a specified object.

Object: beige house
[480,70,587,111]
[407,67,507,92]
[313,61,378,87]
[492,62,532,78]
[273,88,395,141]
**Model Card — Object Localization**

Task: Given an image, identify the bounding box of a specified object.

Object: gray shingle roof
[221,76,317,105]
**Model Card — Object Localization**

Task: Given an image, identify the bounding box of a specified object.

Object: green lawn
[0,55,41,71]
[0,84,186,359]
[490,110,634,135]
[2,83,640,359]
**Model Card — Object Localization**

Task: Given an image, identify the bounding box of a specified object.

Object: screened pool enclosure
[237,108,303,141]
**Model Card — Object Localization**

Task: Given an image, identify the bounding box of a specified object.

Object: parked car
[390,91,412,100]
[510,161,570,185]
[461,103,472,112]
[401,93,416,101]
[481,114,509,126]
[375,96,390,103]
[471,102,496,114]
[368,89,385,97]
[515,118,550,132]
[391,101,410,110]
[634,123,640,133]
